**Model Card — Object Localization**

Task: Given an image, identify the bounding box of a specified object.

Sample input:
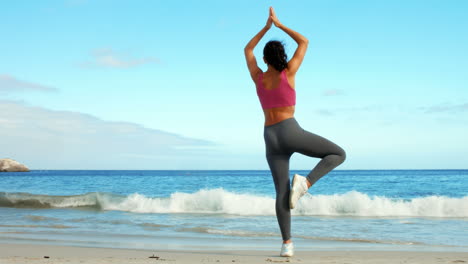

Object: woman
[244,7,346,257]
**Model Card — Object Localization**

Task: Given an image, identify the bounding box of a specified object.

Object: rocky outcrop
[0,158,30,172]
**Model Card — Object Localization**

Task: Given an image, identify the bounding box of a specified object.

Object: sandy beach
[0,243,467,264]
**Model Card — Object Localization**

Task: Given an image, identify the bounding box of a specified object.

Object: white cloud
[322,89,345,96]
[316,109,334,116]
[0,75,58,93]
[0,100,215,169]
[80,48,160,69]
[421,103,468,113]
[315,105,383,116]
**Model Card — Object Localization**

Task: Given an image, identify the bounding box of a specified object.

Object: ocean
[0,170,467,252]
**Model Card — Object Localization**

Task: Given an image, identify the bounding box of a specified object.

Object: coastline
[1,242,467,264]
[2,170,467,263]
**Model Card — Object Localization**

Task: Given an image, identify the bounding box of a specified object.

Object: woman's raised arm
[244,12,272,82]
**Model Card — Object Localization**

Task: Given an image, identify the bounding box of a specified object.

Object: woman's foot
[280,242,294,257]
[290,174,309,209]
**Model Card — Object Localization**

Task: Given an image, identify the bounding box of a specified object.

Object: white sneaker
[290,174,308,209]
[280,242,294,257]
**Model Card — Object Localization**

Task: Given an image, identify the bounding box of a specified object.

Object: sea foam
[1,189,467,217]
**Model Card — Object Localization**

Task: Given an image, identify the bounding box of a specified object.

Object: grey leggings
[263,118,346,241]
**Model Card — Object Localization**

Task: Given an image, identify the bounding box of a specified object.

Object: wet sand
[1,243,467,264]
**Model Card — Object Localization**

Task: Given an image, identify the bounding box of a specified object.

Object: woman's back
[255,69,296,125]
[256,70,296,109]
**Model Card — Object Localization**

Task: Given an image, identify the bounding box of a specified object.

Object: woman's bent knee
[334,147,346,165]
[328,147,346,166]
[338,148,346,164]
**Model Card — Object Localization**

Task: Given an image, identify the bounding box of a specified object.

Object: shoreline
[2,234,466,252]
[1,242,467,264]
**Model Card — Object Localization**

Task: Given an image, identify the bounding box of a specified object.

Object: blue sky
[1,0,467,169]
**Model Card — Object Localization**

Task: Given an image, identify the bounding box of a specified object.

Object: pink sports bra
[256,70,296,109]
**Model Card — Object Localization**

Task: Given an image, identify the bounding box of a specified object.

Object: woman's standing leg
[266,153,292,242]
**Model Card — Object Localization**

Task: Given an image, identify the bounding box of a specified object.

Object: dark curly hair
[263,40,288,72]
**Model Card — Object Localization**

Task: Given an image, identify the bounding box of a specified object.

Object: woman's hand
[269,7,281,27]
[266,12,273,29]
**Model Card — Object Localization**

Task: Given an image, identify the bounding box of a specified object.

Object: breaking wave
[1,189,467,218]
